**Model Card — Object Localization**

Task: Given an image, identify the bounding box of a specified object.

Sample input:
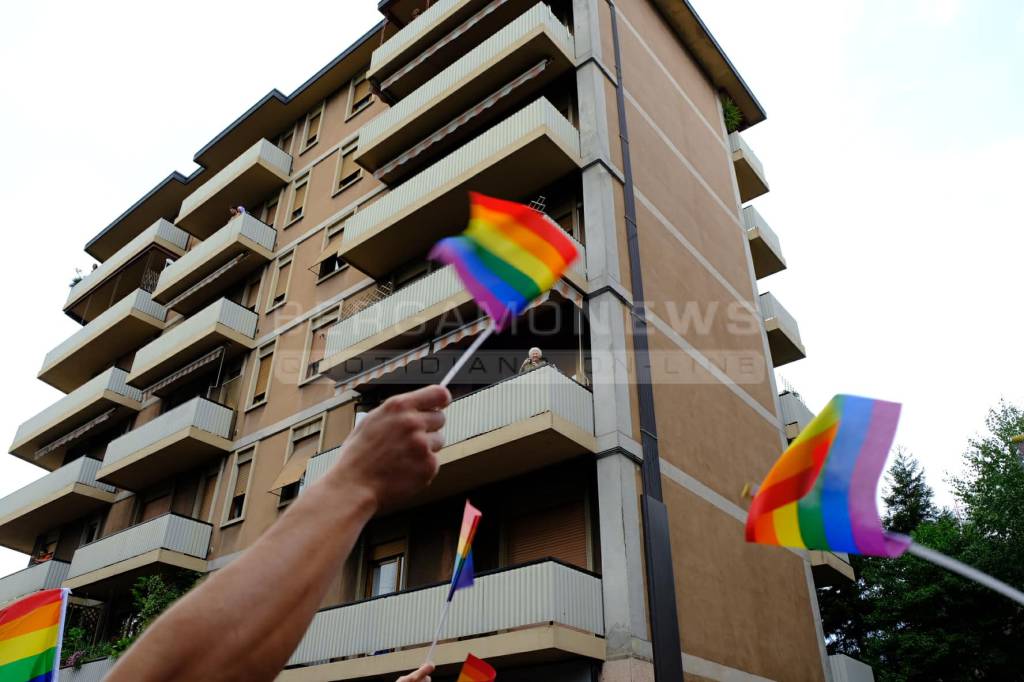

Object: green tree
[882,447,937,534]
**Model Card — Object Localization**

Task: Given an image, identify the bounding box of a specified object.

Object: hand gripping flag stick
[746,394,1024,606]
[425,501,482,664]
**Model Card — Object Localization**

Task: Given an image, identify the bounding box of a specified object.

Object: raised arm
[106,385,451,682]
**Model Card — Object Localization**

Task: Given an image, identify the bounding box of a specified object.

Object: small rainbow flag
[429,192,579,330]
[746,395,910,557]
[0,588,70,682]
[456,653,496,682]
[447,500,482,601]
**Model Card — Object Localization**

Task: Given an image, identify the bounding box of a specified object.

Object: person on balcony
[105,385,451,682]
[229,205,247,218]
[518,346,548,374]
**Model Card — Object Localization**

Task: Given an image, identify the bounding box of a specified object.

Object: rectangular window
[275,418,322,506]
[249,342,275,407]
[240,273,262,313]
[304,308,339,380]
[347,70,373,119]
[301,103,324,152]
[364,539,405,597]
[277,129,294,156]
[196,466,220,522]
[225,449,254,523]
[317,218,349,281]
[288,175,309,225]
[216,357,245,410]
[334,138,361,194]
[80,516,102,546]
[262,194,280,227]
[137,484,173,524]
[267,252,293,310]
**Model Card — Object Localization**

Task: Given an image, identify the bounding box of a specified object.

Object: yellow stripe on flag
[466,220,555,292]
[0,623,60,667]
[0,601,61,642]
[772,502,806,549]
[473,204,567,273]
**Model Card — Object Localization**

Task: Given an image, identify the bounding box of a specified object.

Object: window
[216,357,245,410]
[225,449,254,523]
[316,217,349,281]
[80,515,103,546]
[267,252,293,310]
[32,530,59,563]
[262,194,280,227]
[272,417,323,505]
[248,342,275,407]
[239,274,262,313]
[334,138,362,194]
[301,103,324,152]
[347,70,373,119]
[196,466,220,522]
[277,128,295,156]
[304,308,339,380]
[364,539,405,597]
[137,484,173,524]
[288,174,309,225]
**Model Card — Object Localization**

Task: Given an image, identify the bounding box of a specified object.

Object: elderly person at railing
[518,346,548,374]
[228,205,247,218]
[105,385,450,682]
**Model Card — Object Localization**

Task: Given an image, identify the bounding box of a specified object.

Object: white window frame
[300,101,326,154]
[299,305,341,385]
[246,340,278,410]
[222,446,256,526]
[286,173,310,227]
[346,70,374,120]
[333,136,362,196]
[265,250,294,313]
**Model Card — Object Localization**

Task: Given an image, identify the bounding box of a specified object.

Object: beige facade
[0,1,849,681]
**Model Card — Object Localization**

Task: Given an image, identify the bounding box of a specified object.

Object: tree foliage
[818,401,1024,681]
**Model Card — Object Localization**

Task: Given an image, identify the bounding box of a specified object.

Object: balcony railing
[810,550,855,585]
[65,514,211,589]
[59,658,115,682]
[287,560,603,669]
[127,298,258,388]
[729,131,769,202]
[358,2,576,181]
[305,366,595,491]
[153,213,277,315]
[0,560,70,605]
[64,220,189,323]
[370,0,538,99]
[742,206,785,279]
[9,368,143,470]
[778,390,814,442]
[40,290,168,393]
[98,398,234,490]
[176,139,292,238]
[759,292,806,367]
[340,97,581,278]
[0,458,116,554]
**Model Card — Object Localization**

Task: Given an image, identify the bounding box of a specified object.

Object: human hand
[397,663,434,681]
[333,385,450,512]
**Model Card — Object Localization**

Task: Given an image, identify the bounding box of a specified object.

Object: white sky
[0,0,1021,578]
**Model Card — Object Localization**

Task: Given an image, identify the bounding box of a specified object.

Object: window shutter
[306,110,321,145]
[274,262,291,299]
[234,460,252,498]
[253,354,273,399]
[506,500,587,568]
[291,183,307,220]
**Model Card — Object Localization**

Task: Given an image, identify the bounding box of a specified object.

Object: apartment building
[0,0,854,680]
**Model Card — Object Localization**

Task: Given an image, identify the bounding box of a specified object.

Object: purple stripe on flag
[848,400,909,557]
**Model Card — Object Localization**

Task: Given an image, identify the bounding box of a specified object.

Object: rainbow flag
[0,588,70,682]
[456,653,496,682]
[746,395,910,557]
[447,500,482,601]
[429,192,579,330]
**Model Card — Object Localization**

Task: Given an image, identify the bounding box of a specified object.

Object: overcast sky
[0,0,1021,578]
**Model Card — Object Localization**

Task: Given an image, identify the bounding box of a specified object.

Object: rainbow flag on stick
[456,653,497,682]
[0,588,70,682]
[447,500,482,601]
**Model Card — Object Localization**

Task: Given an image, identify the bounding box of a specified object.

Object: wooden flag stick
[424,598,453,664]
[906,542,1024,606]
[439,323,495,388]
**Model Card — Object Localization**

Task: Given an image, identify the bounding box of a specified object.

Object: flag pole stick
[424,598,453,664]
[439,323,495,388]
[907,542,1024,606]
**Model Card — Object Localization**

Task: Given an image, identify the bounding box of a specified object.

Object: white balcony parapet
[40,290,168,392]
[742,205,785,279]
[65,514,211,583]
[0,560,70,605]
[342,97,580,251]
[360,3,575,168]
[305,366,594,489]
[127,298,258,388]
[176,140,292,236]
[153,214,277,309]
[729,131,769,202]
[59,658,116,682]
[10,368,143,466]
[759,292,806,366]
[779,390,814,441]
[101,398,233,473]
[829,654,875,682]
[370,0,477,79]
[0,457,114,525]
[287,560,603,667]
[65,220,188,312]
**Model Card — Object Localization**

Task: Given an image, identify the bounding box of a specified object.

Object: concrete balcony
[810,551,856,585]
[759,292,806,367]
[152,214,277,315]
[358,3,576,183]
[369,0,538,100]
[0,458,116,554]
[306,367,595,504]
[743,206,785,279]
[779,390,814,442]
[64,220,188,324]
[126,298,258,389]
[40,290,167,393]
[175,139,292,239]
[64,514,211,596]
[9,368,143,471]
[340,98,580,279]
[97,398,233,491]
[59,658,115,682]
[829,654,875,682]
[730,132,769,202]
[0,560,70,606]
[283,560,603,679]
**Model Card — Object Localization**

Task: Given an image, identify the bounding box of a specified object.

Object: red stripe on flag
[0,589,63,628]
